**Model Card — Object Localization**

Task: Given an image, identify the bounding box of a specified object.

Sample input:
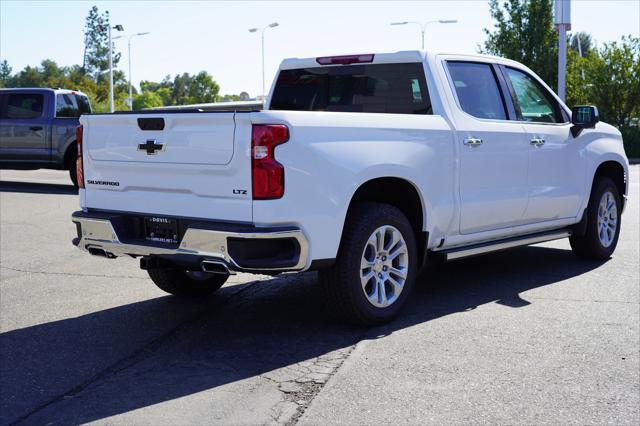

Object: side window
[505,67,565,123]
[447,62,507,120]
[56,94,79,118]
[7,94,44,119]
[0,93,7,118]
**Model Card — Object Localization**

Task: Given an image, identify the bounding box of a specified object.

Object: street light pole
[554,0,571,101]
[106,23,124,113]
[249,22,279,100]
[558,24,568,100]
[108,24,113,112]
[261,29,265,100]
[128,37,132,109]
[115,32,150,110]
[390,20,457,49]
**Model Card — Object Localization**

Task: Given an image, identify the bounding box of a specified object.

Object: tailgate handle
[137,118,165,131]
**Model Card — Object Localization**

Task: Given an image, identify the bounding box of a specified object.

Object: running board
[434,229,572,262]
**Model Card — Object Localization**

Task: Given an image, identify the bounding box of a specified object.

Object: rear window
[6,93,44,119]
[270,63,432,115]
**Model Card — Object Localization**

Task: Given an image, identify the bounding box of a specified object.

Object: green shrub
[620,126,640,159]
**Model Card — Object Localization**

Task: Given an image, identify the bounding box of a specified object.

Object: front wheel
[147,268,228,297]
[570,177,622,260]
[320,202,417,326]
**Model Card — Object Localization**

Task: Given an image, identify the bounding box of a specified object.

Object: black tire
[68,164,78,187]
[570,177,622,260]
[319,202,417,326]
[147,268,227,297]
[65,145,78,187]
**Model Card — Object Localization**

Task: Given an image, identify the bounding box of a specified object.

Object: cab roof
[278,50,523,70]
[0,87,88,96]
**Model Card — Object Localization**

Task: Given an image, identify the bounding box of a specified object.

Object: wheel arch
[345,176,429,268]
[592,160,627,211]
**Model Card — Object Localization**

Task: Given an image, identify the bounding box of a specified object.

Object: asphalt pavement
[1,167,638,425]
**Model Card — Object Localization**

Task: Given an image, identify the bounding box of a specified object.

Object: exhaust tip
[87,246,116,258]
[201,260,231,275]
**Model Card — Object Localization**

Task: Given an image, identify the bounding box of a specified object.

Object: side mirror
[571,105,599,137]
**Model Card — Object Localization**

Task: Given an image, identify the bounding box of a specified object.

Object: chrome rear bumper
[72,212,309,273]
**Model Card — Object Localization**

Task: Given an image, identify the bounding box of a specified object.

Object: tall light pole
[106,23,124,112]
[554,0,571,101]
[390,20,457,49]
[115,32,150,110]
[248,22,279,100]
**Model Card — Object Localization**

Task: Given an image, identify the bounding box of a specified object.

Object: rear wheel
[68,165,78,187]
[570,177,622,260]
[65,145,78,187]
[147,268,228,297]
[320,202,417,326]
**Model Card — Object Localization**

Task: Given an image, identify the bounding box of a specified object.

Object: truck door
[501,66,585,222]
[0,92,49,162]
[446,61,530,234]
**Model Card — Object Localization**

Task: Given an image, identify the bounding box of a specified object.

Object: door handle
[463,137,483,147]
[29,126,43,131]
[530,137,546,147]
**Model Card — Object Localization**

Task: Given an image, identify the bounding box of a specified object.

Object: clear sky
[1,0,639,97]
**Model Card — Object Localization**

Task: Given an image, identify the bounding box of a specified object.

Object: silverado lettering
[87,180,120,187]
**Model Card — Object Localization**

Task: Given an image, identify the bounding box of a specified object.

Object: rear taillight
[252,124,289,200]
[76,124,84,188]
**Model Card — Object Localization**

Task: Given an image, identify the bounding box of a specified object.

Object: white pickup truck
[72,51,629,325]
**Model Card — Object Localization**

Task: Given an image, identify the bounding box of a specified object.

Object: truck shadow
[0,180,77,195]
[0,246,606,425]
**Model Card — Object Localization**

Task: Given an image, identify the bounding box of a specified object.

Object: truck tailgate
[80,112,253,222]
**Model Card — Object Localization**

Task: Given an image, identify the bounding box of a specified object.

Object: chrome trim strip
[443,230,571,261]
[73,217,309,272]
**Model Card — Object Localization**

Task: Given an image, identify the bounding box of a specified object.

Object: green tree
[565,35,639,157]
[483,0,558,89]
[570,32,593,57]
[133,91,163,109]
[0,60,12,87]
[142,72,221,106]
[171,72,191,105]
[565,48,589,107]
[220,94,240,102]
[8,65,44,87]
[83,6,120,78]
[140,75,173,105]
[220,91,251,102]
[188,71,219,104]
[581,36,639,127]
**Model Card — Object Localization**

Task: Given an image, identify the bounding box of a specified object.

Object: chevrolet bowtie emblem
[138,139,165,155]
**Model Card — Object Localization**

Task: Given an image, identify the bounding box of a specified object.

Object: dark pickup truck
[0,88,92,186]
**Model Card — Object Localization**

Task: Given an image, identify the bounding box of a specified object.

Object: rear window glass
[270,63,432,115]
[6,93,44,119]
